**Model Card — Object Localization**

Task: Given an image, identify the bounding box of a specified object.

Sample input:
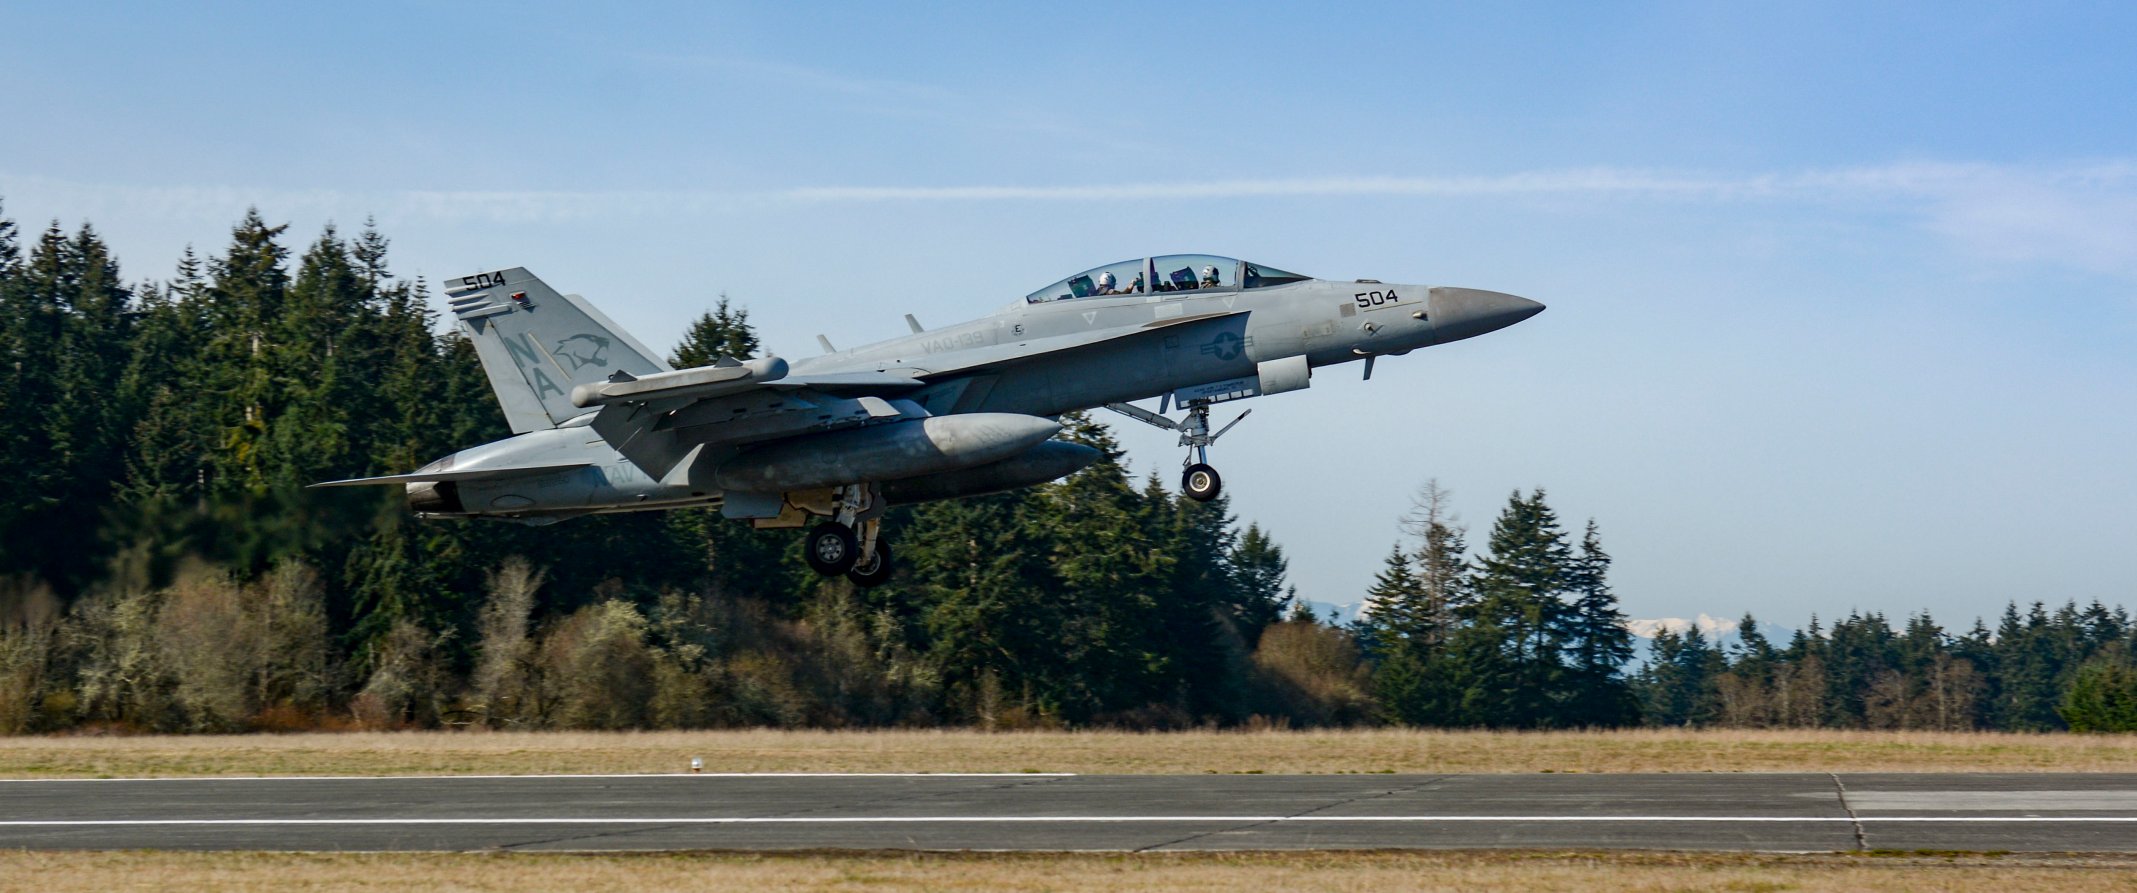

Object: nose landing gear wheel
[845,541,894,588]
[1182,463,1222,502]
[804,521,860,576]
[1102,401,1247,505]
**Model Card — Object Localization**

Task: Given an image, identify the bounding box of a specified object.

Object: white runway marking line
[6,816,2137,826]
[0,773,1077,783]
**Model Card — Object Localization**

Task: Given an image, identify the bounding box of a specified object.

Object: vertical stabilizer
[444,268,671,432]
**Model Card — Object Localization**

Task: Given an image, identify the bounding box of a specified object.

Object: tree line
[1350,482,2137,732]
[0,202,2131,734]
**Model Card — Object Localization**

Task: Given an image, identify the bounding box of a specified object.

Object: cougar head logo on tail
[554,334,611,371]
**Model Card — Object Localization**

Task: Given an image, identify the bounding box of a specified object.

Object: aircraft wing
[568,356,932,481]
[906,310,1249,379]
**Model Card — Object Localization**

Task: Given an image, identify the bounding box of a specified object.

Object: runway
[3,773,2134,852]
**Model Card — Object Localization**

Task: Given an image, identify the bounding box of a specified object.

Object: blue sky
[3,2,2133,626]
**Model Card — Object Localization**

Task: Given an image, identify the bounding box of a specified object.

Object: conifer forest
[0,202,2133,734]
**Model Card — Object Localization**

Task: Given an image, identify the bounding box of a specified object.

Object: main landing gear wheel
[1182,463,1223,502]
[804,521,860,577]
[846,541,894,588]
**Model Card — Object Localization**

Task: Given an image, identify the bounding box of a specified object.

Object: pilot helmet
[1202,265,1218,279]
[1097,271,1116,287]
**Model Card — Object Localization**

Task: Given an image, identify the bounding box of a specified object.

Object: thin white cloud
[8,160,2137,276]
[1835,162,2137,277]
[781,170,1752,202]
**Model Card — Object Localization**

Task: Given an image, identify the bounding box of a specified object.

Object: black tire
[1182,463,1222,502]
[804,521,860,576]
[845,541,894,588]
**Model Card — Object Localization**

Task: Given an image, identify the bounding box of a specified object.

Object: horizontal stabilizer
[308,463,591,488]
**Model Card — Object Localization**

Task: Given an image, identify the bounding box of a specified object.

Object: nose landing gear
[1104,400,1251,503]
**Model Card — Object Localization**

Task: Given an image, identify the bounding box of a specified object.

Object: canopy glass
[1025,256,1313,303]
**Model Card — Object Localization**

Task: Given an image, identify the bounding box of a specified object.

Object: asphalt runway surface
[3,772,2135,852]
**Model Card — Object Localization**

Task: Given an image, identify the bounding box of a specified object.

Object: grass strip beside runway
[5,850,2137,892]
[3,728,2136,779]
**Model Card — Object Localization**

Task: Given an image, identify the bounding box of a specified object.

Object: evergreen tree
[120,247,217,512]
[369,268,456,471]
[662,300,789,600]
[669,295,759,366]
[1460,489,1575,726]
[0,225,69,564]
[0,200,18,279]
[1361,544,1428,653]
[0,201,19,490]
[2060,645,2137,732]
[901,490,1062,722]
[1360,544,1445,724]
[1823,611,1897,726]
[1034,414,1173,720]
[0,215,32,577]
[262,225,372,488]
[1358,479,1473,725]
[1148,485,1251,721]
[1559,519,1636,726]
[1228,522,1292,640]
[1735,614,1776,667]
[1635,626,1721,726]
[1990,603,2064,730]
[47,225,137,585]
[201,208,292,497]
[1711,613,1779,727]
[0,223,137,587]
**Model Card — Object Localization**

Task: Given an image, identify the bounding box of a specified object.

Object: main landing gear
[1104,400,1251,503]
[801,485,896,587]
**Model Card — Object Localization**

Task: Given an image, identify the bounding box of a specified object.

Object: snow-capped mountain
[1301,600,1363,627]
[1624,613,1795,664]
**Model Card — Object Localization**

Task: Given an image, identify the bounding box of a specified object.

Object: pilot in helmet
[1200,265,1221,288]
[1097,271,1118,295]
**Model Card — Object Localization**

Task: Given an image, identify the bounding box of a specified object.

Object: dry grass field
[3,727,2136,778]
[5,850,2137,893]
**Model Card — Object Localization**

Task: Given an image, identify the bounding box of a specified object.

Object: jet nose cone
[1502,293,1546,322]
[1428,287,1545,344]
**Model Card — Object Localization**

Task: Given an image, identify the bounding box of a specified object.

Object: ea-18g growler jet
[313,254,1542,586]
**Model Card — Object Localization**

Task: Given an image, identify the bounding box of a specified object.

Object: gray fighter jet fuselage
[314,254,1542,585]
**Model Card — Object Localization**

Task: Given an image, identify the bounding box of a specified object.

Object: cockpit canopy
[1025,255,1313,303]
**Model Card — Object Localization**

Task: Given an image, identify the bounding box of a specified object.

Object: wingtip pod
[569,356,790,408]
